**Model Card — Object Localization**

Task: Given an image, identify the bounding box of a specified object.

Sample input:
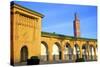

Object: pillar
[87,45,90,60]
[61,47,65,62]
[72,46,76,61]
[48,48,53,63]
[48,41,53,63]
[80,46,82,58]
[94,47,97,60]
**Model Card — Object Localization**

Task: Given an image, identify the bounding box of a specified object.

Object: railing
[88,55,97,61]
[39,55,97,63]
[53,55,61,61]
[40,55,48,62]
[64,54,73,61]
[73,54,80,61]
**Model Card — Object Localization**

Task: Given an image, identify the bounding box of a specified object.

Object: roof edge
[41,31,97,41]
[11,1,44,18]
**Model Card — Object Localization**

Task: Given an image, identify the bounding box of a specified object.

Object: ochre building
[11,3,97,65]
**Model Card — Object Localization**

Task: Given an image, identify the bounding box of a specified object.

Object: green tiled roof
[41,31,97,41]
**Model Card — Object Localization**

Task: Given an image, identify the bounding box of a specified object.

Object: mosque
[10,2,97,65]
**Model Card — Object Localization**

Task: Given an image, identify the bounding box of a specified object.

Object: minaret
[73,13,80,37]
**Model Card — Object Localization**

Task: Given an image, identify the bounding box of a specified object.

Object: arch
[73,44,80,59]
[52,42,61,61]
[89,45,95,60]
[41,41,48,61]
[64,43,73,61]
[20,46,28,62]
[82,44,88,60]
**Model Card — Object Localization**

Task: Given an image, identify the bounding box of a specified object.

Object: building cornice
[11,1,44,18]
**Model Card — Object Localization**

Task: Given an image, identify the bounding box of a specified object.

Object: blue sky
[13,1,97,39]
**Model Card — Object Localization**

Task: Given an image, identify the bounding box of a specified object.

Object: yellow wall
[11,4,42,65]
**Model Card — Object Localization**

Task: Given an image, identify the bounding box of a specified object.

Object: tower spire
[73,12,80,37]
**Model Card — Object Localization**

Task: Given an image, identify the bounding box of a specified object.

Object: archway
[82,44,88,60]
[89,45,95,60]
[52,42,61,61]
[41,41,48,61]
[64,43,73,61]
[20,46,28,62]
[74,44,80,59]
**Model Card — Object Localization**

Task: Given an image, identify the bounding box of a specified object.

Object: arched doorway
[74,44,80,60]
[41,41,48,61]
[52,42,61,61]
[64,43,73,61]
[89,45,95,60]
[82,44,88,60]
[20,46,28,62]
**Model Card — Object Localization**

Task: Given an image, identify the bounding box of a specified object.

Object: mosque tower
[73,13,80,37]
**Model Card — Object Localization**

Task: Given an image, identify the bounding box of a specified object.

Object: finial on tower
[75,12,78,20]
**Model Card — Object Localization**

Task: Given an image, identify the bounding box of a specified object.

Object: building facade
[11,2,97,66]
